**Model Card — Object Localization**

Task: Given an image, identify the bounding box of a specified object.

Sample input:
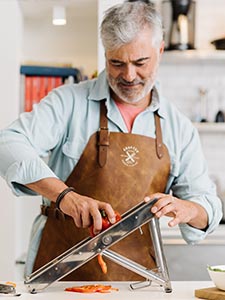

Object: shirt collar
[88,70,110,101]
[148,82,166,119]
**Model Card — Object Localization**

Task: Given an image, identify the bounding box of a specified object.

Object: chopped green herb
[208,266,225,272]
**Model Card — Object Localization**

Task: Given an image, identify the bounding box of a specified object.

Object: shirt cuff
[179,195,222,244]
[5,158,58,196]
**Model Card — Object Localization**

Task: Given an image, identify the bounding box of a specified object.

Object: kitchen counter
[1,281,214,299]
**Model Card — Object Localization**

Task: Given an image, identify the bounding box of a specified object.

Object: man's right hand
[60,190,116,235]
[25,177,116,236]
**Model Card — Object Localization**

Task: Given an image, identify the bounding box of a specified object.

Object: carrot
[65,284,118,293]
[97,254,107,274]
[5,282,16,288]
[88,210,121,274]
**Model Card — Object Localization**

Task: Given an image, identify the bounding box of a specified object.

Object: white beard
[107,72,156,104]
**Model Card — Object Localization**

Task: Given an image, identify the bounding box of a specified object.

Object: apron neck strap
[98,100,164,166]
[154,113,164,159]
[100,100,108,129]
[98,100,109,167]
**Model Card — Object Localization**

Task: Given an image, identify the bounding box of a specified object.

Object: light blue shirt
[0,70,222,276]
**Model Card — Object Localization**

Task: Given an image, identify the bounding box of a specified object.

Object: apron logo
[121,146,139,167]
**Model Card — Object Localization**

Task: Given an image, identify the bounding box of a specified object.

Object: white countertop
[1,281,215,300]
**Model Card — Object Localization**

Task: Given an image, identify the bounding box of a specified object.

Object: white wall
[0,0,23,280]
[22,3,98,78]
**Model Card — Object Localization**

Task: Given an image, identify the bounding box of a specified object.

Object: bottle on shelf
[195,87,209,122]
[215,91,225,122]
[215,110,225,122]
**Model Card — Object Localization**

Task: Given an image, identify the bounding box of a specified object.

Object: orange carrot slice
[5,281,16,288]
[97,254,107,274]
[65,284,118,293]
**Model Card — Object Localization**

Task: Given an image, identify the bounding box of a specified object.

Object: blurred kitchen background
[1,0,225,282]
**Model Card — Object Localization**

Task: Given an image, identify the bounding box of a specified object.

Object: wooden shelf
[193,122,225,133]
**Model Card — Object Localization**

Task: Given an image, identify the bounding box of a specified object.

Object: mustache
[115,77,145,85]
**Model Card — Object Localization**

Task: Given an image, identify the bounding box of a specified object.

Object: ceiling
[19,0,97,19]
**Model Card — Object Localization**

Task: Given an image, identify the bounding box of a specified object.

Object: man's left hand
[145,193,208,230]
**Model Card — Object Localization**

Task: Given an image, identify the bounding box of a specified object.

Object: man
[0,2,222,281]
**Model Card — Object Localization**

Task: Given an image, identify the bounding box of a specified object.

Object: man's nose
[122,65,137,82]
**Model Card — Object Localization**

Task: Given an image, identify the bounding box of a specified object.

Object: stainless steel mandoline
[24,199,172,294]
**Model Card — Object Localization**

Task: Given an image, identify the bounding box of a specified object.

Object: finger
[80,210,92,228]
[144,193,163,214]
[99,202,116,224]
[168,215,181,227]
[155,203,176,218]
[152,195,175,214]
[74,203,91,228]
[144,193,163,202]
[144,196,151,202]
[150,197,169,214]
[90,208,103,235]
[73,213,82,228]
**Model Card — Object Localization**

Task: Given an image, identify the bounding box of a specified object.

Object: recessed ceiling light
[52,6,67,26]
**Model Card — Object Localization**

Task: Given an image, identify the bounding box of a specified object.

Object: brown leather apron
[33,100,170,281]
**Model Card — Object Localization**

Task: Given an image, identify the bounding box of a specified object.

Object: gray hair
[100,1,163,51]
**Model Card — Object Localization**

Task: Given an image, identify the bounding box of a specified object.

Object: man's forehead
[105,38,154,62]
[105,48,152,62]
[106,47,152,60]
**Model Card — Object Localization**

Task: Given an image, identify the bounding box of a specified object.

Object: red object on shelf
[54,77,63,88]
[24,77,33,112]
[31,76,40,106]
[47,77,55,94]
[39,77,47,100]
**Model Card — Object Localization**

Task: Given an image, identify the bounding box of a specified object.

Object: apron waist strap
[41,205,71,221]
